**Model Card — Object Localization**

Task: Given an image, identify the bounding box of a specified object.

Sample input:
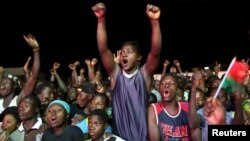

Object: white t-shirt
[0,95,18,114]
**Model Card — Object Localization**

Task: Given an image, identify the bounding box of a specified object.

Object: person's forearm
[55,73,67,93]
[150,20,161,56]
[188,87,200,128]
[232,99,244,124]
[97,18,108,53]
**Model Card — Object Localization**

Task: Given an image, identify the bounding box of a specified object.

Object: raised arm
[173,60,183,75]
[52,62,67,94]
[161,60,169,78]
[188,71,202,129]
[142,4,162,76]
[69,62,79,88]
[92,3,118,77]
[18,34,40,102]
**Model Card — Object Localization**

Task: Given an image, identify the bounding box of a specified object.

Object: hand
[69,64,76,70]
[146,4,161,21]
[71,114,84,125]
[92,3,106,18]
[74,61,80,66]
[173,60,180,67]
[0,130,9,141]
[85,59,91,66]
[214,61,221,74]
[192,71,203,89]
[53,62,60,70]
[163,60,169,68]
[50,69,56,75]
[23,33,39,49]
[91,58,98,66]
[113,50,121,64]
[204,97,226,125]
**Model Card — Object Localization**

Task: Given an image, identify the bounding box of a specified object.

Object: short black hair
[89,109,108,123]
[161,73,180,88]
[35,81,53,95]
[81,82,96,94]
[122,41,141,55]
[0,106,20,123]
[94,93,110,107]
[23,95,42,110]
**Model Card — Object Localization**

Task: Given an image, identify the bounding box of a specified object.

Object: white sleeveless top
[0,95,18,114]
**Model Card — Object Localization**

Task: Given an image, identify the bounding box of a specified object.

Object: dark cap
[80,82,96,94]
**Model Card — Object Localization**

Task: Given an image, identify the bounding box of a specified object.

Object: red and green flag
[214,57,249,98]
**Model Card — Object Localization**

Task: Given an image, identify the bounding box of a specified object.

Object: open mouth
[122,59,128,65]
[163,89,170,98]
[50,117,57,124]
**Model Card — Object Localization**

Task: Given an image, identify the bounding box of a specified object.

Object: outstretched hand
[91,58,98,66]
[92,3,106,18]
[204,97,226,125]
[23,34,39,49]
[53,62,61,70]
[146,4,161,20]
[113,50,121,64]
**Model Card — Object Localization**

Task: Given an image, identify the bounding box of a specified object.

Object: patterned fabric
[152,102,190,141]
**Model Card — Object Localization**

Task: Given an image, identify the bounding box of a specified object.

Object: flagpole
[213,56,237,99]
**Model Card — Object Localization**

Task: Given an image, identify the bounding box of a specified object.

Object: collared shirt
[10,117,43,141]
[0,95,18,114]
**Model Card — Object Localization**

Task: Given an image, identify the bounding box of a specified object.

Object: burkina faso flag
[221,60,249,95]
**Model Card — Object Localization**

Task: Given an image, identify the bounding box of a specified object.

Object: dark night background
[1,0,249,79]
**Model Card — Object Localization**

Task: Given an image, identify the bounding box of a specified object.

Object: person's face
[120,45,141,72]
[46,104,68,128]
[195,91,205,109]
[0,77,14,97]
[96,82,105,94]
[88,115,106,140]
[77,90,91,108]
[176,88,184,102]
[159,76,177,102]
[38,87,54,105]
[89,96,107,112]
[67,87,77,101]
[211,79,221,88]
[18,98,37,121]
[1,114,18,134]
[210,89,227,107]
[154,80,160,91]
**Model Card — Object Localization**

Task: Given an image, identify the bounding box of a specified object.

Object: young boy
[92,2,162,140]
[87,109,125,141]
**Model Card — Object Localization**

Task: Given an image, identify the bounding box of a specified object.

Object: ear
[137,55,142,61]
[88,95,93,100]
